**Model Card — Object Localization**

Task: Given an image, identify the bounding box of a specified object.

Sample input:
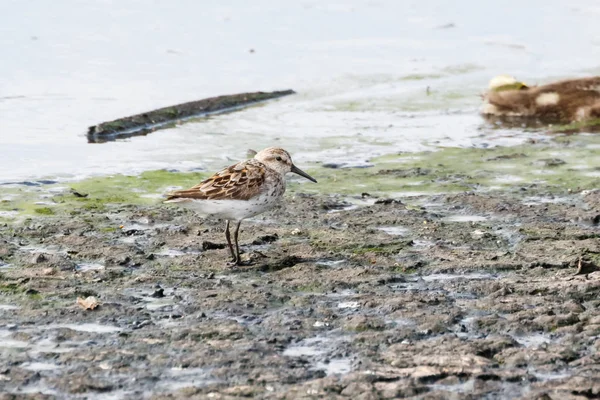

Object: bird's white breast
[166,177,285,221]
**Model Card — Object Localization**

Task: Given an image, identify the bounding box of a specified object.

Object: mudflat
[1,135,599,399]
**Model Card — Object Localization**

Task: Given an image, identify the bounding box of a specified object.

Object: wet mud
[1,134,600,399]
[1,169,600,399]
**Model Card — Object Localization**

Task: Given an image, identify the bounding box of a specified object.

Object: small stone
[202,241,226,250]
[70,189,88,198]
[117,256,131,265]
[471,229,490,239]
[375,198,403,205]
[31,253,46,264]
[77,296,100,310]
[252,234,278,245]
[323,161,374,169]
[575,256,598,275]
[536,158,566,167]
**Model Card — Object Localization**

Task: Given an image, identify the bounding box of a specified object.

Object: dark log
[87,89,295,143]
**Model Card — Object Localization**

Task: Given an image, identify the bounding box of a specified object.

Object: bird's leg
[224,220,236,262]
[234,220,242,265]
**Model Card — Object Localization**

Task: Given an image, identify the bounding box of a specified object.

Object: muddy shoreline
[1,137,600,399]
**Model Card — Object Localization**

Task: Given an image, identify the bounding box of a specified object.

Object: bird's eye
[276,156,282,161]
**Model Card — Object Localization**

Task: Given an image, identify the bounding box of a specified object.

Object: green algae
[0,282,21,294]
[551,118,600,133]
[400,73,444,81]
[296,283,325,293]
[0,170,207,221]
[329,85,479,112]
[351,242,409,255]
[295,136,600,197]
[0,136,599,222]
[34,207,55,215]
[328,67,483,112]
[69,170,208,204]
[442,64,483,75]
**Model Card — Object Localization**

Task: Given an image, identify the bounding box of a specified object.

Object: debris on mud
[76,296,100,310]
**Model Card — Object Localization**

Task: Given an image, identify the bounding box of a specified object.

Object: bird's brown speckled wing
[166,160,266,201]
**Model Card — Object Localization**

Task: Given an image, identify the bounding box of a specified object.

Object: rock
[77,296,100,310]
[70,189,88,198]
[471,229,491,239]
[575,256,598,275]
[532,158,566,167]
[30,253,47,264]
[375,198,403,205]
[562,300,585,314]
[258,256,302,272]
[252,234,278,245]
[322,161,374,169]
[378,168,431,177]
[202,241,226,250]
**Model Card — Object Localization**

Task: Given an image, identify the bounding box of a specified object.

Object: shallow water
[420,272,497,281]
[20,361,63,372]
[283,337,332,357]
[2,1,600,182]
[378,226,410,236]
[44,323,123,334]
[512,332,554,348]
[75,262,105,272]
[314,358,353,376]
[442,215,488,223]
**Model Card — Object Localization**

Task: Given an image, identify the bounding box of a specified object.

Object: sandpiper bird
[164,147,317,265]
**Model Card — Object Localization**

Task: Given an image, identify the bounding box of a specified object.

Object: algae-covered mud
[1,135,599,399]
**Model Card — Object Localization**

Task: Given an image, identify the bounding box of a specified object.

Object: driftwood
[87,89,295,143]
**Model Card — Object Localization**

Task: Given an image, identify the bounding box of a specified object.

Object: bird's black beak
[291,164,317,183]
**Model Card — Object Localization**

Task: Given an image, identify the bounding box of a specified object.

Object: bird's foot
[227,257,253,268]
